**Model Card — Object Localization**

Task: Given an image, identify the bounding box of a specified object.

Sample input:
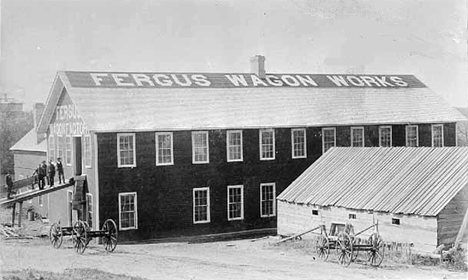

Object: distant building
[277,147,468,253]
[0,93,23,112]
[37,56,465,242]
[9,103,47,216]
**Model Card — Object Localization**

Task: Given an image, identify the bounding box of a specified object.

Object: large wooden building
[36,56,465,241]
[277,147,468,253]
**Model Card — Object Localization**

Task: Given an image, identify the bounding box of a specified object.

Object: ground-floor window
[227,185,244,221]
[260,183,276,217]
[118,192,138,230]
[193,188,210,224]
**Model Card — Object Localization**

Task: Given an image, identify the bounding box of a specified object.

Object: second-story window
[351,127,364,147]
[291,128,306,159]
[227,130,243,162]
[156,132,174,166]
[117,133,136,168]
[192,131,209,164]
[48,135,55,161]
[406,125,418,147]
[379,126,392,147]
[432,124,444,147]
[260,129,275,160]
[84,135,92,168]
[322,128,336,154]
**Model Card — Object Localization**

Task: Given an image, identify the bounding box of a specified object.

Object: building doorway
[74,137,82,175]
[67,190,73,227]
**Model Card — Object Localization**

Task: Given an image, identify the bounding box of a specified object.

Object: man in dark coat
[56,157,65,184]
[6,173,13,199]
[48,160,56,187]
[38,161,47,190]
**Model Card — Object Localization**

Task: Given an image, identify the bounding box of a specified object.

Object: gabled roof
[38,71,466,134]
[10,128,47,153]
[277,147,468,216]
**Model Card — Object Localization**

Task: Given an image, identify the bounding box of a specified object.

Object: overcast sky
[1,0,467,107]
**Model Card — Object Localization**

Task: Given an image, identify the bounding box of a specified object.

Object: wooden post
[11,203,16,226]
[18,201,23,227]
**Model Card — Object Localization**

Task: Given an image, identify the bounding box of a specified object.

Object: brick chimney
[33,103,45,143]
[250,55,266,79]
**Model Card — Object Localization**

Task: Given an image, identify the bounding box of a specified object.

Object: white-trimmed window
[118,192,138,230]
[322,128,336,154]
[260,129,275,160]
[84,135,92,168]
[66,136,72,166]
[291,129,306,159]
[193,188,210,224]
[86,193,93,227]
[432,124,444,147]
[156,132,174,166]
[48,135,55,161]
[57,136,64,160]
[406,125,419,147]
[260,183,276,217]
[192,131,209,164]
[117,133,136,168]
[379,126,392,147]
[351,127,364,147]
[227,130,243,162]
[227,185,244,221]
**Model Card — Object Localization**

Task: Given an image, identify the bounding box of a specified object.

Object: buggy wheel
[367,233,385,267]
[336,232,353,267]
[49,222,63,249]
[72,220,88,254]
[101,219,118,252]
[315,235,330,261]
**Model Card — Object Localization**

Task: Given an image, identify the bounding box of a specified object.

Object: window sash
[84,135,92,168]
[260,129,275,160]
[291,129,306,158]
[192,132,209,164]
[351,127,364,147]
[119,192,138,230]
[322,128,336,154]
[260,183,276,217]
[117,133,136,167]
[227,185,244,220]
[49,135,55,162]
[227,130,243,162]
[406,125,418,147]
[156,132,174,165]
[193,188,210,223]
[66,136,72,166]
[432,124,444,147]
[379,126,392,147]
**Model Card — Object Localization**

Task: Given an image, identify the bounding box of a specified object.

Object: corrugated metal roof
[277,147,468,216]
[10,129,47,153]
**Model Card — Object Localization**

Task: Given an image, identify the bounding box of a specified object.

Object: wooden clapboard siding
[437,185,468,246]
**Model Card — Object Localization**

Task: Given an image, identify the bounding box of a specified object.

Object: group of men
[34,157,65,190]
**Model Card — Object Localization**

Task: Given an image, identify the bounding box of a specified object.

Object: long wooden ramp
[0,176,84,227]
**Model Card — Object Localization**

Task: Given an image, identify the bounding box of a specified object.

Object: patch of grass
[2,268,149,280]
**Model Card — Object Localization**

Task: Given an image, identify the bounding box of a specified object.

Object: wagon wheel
[72,220,88,254]
[336,232,353,267]
[49,222,63,249]
[101,219,118,252]
[367,233,385,267]
[82,221,92,246]
[315,234,330,261]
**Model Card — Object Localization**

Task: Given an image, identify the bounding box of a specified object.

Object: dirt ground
[1,213,467,280]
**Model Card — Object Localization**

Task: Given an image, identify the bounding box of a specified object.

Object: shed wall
[437,185,468,246]
[277,201,438,252]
